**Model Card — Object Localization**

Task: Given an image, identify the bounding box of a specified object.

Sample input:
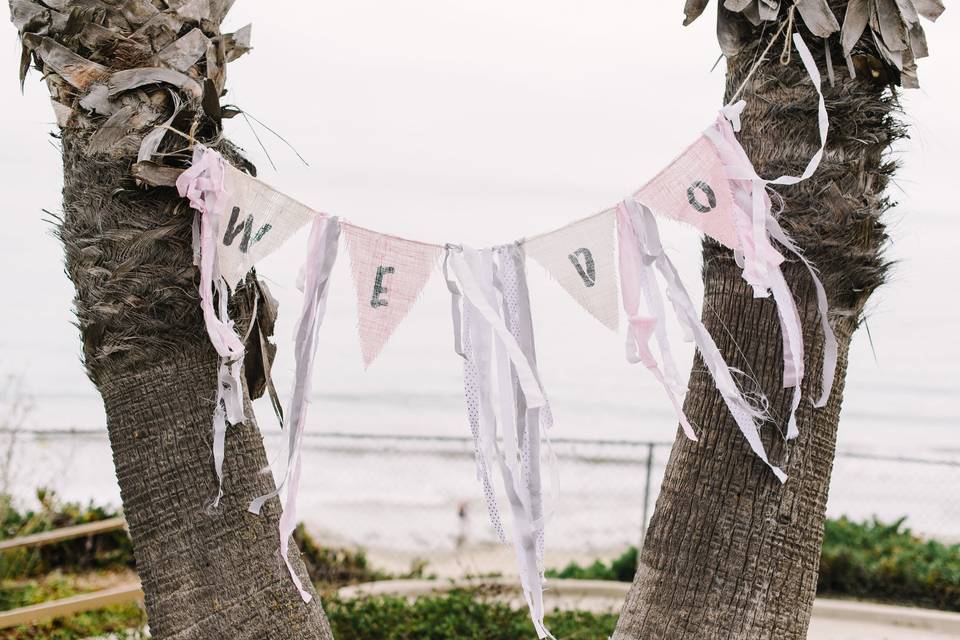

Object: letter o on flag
[686,180,717,213]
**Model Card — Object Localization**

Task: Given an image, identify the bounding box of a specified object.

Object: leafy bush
[0,493,421,589]
[546,547,637,582]
[294,524,432,592]
[0,491,133,579]
[326,589,617,639]
[818,516,960,611]
[545,517,960,612]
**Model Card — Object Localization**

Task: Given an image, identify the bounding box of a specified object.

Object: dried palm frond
[684,0,944,86]
[12,0,252,159]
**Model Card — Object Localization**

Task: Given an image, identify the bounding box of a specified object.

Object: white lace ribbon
[444,244,555,639]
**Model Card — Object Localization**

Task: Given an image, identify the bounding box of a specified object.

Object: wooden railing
[0,517,143,629]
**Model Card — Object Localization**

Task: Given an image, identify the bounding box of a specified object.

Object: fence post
[640,442,655,552]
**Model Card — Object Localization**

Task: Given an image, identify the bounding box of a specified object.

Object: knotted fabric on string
[176,145,246,506]
[248,216,340,603]
[703,32,838,439]
[444,244,555,640]
[619,198,786,483]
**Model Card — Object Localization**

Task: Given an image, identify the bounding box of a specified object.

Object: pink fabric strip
[176,145,246,505]
[701,33,838,438]
[616,203,697,441]
[621,198,786,483]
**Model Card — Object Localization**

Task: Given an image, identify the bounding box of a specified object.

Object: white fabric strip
[248,216,340,603]
[443,249,508,544]
[445,245,555,639]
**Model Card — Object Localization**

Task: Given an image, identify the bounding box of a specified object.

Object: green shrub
[0,492,420,589]
[818,516,960,611]
[546,547,637,582]
[294,524,432,592]
[545,517,960,612]
[326,589,617,639]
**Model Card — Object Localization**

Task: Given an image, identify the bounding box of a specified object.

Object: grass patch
[0,571,145,640]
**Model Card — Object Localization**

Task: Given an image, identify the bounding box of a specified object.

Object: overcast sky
[0,2,957,446]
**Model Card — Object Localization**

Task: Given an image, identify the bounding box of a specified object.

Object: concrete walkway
[808,615,955,639]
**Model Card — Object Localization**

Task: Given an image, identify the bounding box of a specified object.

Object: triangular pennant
[525,209,619,331]
[218,165,318,288]
[634,135,740,250]
[342,223,442,366]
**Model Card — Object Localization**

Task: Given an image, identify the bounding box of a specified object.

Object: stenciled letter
[567,247,597,287]
[686,180,717,213]
[370,266,395,308]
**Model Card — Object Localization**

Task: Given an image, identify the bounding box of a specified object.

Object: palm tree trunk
[613,5,901,638]
[13,2,334,637]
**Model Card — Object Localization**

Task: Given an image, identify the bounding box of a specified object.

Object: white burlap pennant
[525,209,619,331]
[218,165,318,288]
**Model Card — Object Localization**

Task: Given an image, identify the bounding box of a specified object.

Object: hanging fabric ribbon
[444,244,555,640]
[619,198,786,482]
[176,145,246,506]
[703,32,838,439]
[616,203,696,442]
[248,216,341,603]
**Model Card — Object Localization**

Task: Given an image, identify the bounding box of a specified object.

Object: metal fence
[281,432,960,557]
[6,429,960,560]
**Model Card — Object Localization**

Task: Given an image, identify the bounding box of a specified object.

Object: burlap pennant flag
[218,165,318,288]
[525,209,619,331]
[634,136,740,250]
[342,223,442,367]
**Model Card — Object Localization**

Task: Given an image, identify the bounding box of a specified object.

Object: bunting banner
[525,209,619,331]
[342,223,443,367]
[173,32,837,633]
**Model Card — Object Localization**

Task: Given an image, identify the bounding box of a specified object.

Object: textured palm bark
[100,352,332,640]
[10,0,335,635]
[614,262,855,640]
[59,132,333,639]
[613,6,900,638]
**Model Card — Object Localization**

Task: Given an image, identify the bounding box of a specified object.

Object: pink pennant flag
[634,136,741,251]
[342,223,442,367]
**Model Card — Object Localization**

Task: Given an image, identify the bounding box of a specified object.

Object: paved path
[809,616,956,639]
